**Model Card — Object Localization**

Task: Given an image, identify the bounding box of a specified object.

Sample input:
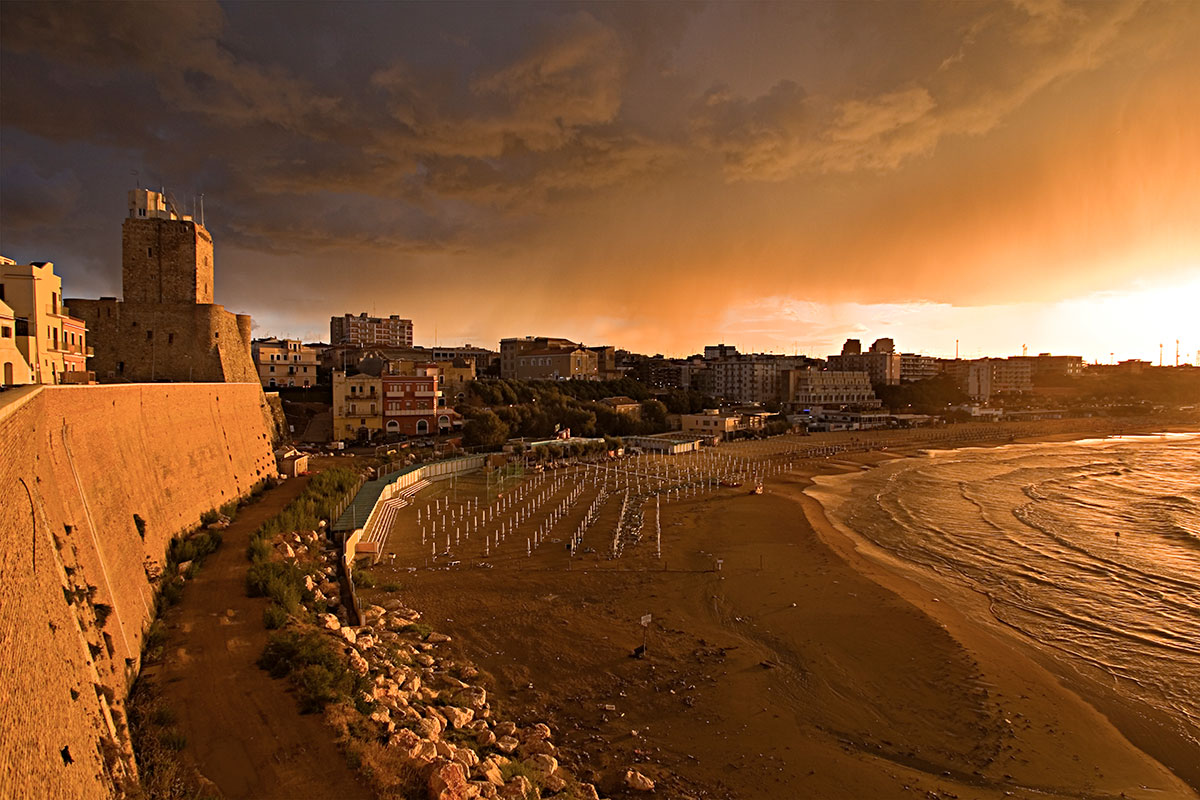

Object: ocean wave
[826,435,1200,738]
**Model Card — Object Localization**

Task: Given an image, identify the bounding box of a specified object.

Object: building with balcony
[942,358,1034,400]
[382,363,451,436]
[0,256,91,385]
[900,353,942,382]
[330,313,413,348]
[827,338,901,386]
[252,337,321,388]
[779,367,880,411]
[332,370,383,441]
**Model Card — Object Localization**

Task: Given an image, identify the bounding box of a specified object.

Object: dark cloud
[2,0,1196,357]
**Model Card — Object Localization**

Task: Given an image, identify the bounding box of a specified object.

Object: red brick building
[382,364,452,436]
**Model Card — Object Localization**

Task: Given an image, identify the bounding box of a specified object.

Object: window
[147,247,153,257]
[167,333,174,344]
[1,325,9,338]
[147,330,153,340]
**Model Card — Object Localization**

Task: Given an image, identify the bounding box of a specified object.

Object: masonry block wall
[67,299,258,384]
[0,383,275,799]
[121,217,214,305]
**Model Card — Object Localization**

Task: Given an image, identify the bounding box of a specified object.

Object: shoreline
[361,415,1200,799]
[799,424,1200,796]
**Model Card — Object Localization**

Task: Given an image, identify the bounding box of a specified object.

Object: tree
[462,409,509,448]
[640,399,668,430]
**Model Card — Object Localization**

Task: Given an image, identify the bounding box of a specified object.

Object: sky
[2,1,1198,363]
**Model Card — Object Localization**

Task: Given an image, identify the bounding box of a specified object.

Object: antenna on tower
[199,194,205,227]
[1176,340,1180,367]
[955,339,959,359]
[1022,344,1028,357]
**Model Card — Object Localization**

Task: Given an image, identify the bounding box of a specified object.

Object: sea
[811,432,1200,751]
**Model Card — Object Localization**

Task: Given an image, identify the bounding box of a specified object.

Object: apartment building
[382,363,449,436]
[900,353,942,382]
[332,370,383,440]
[780,368,880,411]
[826,338,901,385]
[330,313,413,348]
[0,257,91,385]
[500,336,585,378]
[252,337,321,388]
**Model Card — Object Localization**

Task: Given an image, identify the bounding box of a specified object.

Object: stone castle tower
[66,189,258,383]
[121,189,215,305]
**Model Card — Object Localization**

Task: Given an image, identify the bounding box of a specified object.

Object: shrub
[158,729,187,751]
[294,664,341,713]
[401,623,432,640]
[150,706,177,727]
[246,561,306,614]
[143,620,168,659]
[500,760,545,794]
[263,603,289,630]
[247,535,272,563]
[258,631,367,713]
[379,581,402,593]
[160,578,184,608]
[199,509,220,526]
[220,500,239,520]
[354,569,376,588]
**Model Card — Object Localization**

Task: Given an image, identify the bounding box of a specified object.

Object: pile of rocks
[271,537,615,799]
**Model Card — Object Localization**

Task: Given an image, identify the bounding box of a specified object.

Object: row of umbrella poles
[403,439,857,566]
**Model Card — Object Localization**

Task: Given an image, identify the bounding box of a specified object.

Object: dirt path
[151,475,372,800]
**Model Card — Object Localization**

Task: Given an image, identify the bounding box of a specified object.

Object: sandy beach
[357,418,1200,799]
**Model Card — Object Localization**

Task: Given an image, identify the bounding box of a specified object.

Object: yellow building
[252,337,321,388]
[1,297,34,386]
[0,257,91,385]
[681,409,743,440]
[332,370,383,441]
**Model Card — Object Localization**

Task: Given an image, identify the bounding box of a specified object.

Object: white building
[780,367,880,410]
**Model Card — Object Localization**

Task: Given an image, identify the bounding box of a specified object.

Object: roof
[519,348,587,357]
[602,396,639,406]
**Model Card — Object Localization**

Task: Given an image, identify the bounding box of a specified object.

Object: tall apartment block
[330,313,413,348]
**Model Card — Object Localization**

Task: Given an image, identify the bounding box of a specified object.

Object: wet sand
[360,420,1199,799]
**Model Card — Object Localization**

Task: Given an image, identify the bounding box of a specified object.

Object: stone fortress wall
[68,298,257,383]
[0,383,275,799]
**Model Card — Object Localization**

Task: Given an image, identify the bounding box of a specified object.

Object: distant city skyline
[2,2,1197,365]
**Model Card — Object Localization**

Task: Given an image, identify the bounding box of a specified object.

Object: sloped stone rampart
[0,383,275,799]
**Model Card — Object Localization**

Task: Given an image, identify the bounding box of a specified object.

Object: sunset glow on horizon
[2,1,1197,361]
